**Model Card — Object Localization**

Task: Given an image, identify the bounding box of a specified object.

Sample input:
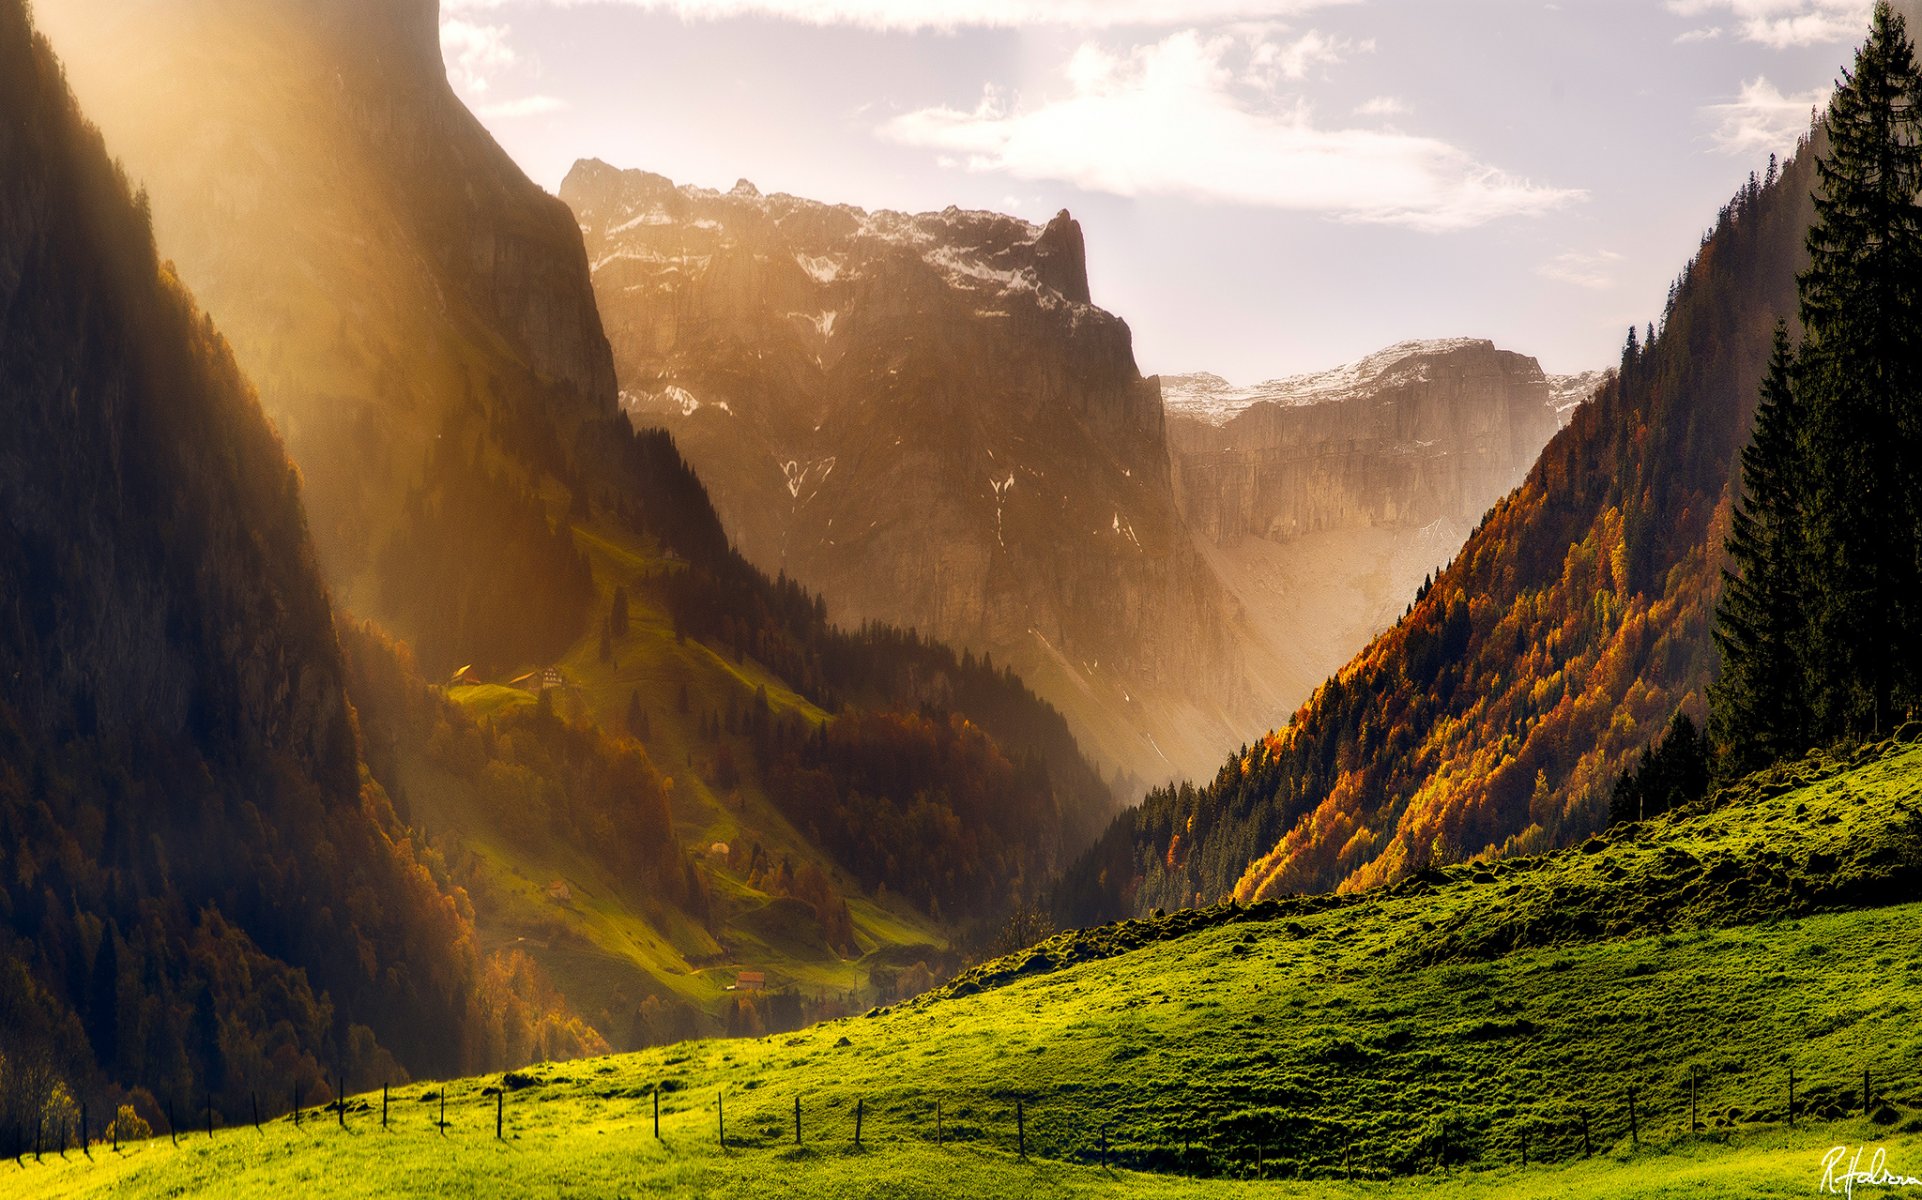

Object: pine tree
[1715,2,1922,764]
[1797,1,1922,737]
[1712,326,1813,771]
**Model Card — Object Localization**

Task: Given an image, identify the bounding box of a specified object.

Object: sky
[440,0,1878,382]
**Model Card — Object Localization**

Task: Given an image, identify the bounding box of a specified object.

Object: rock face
[1156,340,1577,717]
[39,0,620,670]
[1167,340,1567,546]
[563,161,1247,784]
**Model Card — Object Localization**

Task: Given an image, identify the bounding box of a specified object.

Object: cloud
[1705,76,1828,154]
[476,94,572,118]
[441,0,1353,31]
[1665,0,1870,48]
[879,30,1580,231]
[440,17,518,94]
[1354,94,1409,117]
[1538,249,1623,290]
[1674,25,1725,42]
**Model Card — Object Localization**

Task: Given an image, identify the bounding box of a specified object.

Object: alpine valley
[12,2,1922,1198]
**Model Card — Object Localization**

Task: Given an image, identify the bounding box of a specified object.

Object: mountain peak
[1034,208,1092,305]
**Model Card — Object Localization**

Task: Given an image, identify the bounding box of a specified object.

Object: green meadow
[21,740,1922,1198]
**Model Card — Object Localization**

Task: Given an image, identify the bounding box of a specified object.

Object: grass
[21,738,1922,1196]
[403,518,945,1035]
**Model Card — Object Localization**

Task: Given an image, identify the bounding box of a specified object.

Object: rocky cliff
[37,0,617,671]
[563,161,1248,784]
[1167,340,1566,545]
[1156,340,1576,727]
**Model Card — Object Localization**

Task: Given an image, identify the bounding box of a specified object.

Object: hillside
[0,0,502,1137]
[38,0,1116,1039]
[1060,137,1821,919]
[20,731,1922,1196]
[562,160,1248,786]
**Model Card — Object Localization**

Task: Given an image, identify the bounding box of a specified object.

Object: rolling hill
[19,728,1922,1197]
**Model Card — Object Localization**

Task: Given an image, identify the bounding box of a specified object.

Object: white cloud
[1666,0,1870,48]
[1705,76,1828,155]
[1244,28,1363,85]
[1355,94,1409,117]
[441,0,1353,30]
[879,30,1579,231]
[476,94,572,118]
[1674,25,1726,42]
[441,17,518,94]
[1538,249,1623,290]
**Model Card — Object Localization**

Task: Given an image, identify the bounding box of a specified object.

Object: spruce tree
[1712,326,1812,772]
[1798,1,1922,737]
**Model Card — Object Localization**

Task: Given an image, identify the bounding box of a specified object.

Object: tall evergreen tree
[1712,325,1813,772]
[1716,2,1922,767]
[1798,1,1922,737]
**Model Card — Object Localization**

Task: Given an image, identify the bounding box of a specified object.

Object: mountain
[561,162,1249,786]
[1161,339,1596,430]
[1062,141,1819,920]
[1163,339,1576,720]
[35,0,616,675]
[39,0,1115,1038]
[0,0,510,1131]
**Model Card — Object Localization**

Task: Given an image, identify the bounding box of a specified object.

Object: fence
[7,1061,1908,1180]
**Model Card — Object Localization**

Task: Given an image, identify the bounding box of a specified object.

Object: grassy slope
[396,517,945,1030]
[23,740,1922,1197]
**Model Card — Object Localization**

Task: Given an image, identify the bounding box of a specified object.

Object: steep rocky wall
[565,161,1247,783]
[1169,342,1563,547]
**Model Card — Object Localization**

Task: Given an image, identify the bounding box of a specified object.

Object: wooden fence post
[1689,1069,1698,1132]
[794,1095,801,1146]
[293,1083,301,1129]
[496,1088,503,1141]
[653,1086,659,1139]
[207,1092,214,1139]
[439,1088,446,1137]
[253,1092,260,1134]
[1016,1099,1025,1160]
[718,1089,725,1149]
[337,1075,345,1129]
[855,1098,863,1148]
[382,1083,388,1131]
[81,1102,89,1159]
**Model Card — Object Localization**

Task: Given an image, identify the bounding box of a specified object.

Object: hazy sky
[441,0,1874,381]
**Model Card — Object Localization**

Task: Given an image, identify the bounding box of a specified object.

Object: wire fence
[7,1059,1911,1180]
